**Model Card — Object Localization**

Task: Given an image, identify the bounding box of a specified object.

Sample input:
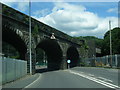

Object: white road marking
[22,74,41,89]
[88,74,95,77]
[98,77,113,83]
[80,72,84,73]
[69,70,120,89]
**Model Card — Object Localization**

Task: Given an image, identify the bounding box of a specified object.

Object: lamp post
[109,20,112,68]
[93,54,96,67]
[29,0,32,74]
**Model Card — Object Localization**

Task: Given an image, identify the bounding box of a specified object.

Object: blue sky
[1,1,118,38]
[8,2,117,17]
[31,2,118,17]
[74,2,118,17]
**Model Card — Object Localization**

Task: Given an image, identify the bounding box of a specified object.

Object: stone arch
[36,39,63,70]
[2,27,27,60]
[66,46,80,68]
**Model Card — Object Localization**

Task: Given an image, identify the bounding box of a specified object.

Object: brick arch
[2,26,27,60]
[36,39,63,70]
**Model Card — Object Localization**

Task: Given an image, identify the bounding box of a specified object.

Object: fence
[0,57,27,85]
[82,54,120,68]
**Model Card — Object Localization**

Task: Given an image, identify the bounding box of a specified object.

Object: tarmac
[2,72,40,89]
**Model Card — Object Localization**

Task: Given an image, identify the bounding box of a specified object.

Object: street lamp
[29,0,32,74]
[93,54,96,67]
[109,20,112,68]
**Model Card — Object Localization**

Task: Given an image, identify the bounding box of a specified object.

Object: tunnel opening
[2,27,27,60]
[36,39,63,72]
[67,46,79,68]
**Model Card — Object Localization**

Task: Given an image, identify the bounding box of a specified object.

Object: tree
[36,48,45,64]
[74,36,103,49]
[102,27,120,55]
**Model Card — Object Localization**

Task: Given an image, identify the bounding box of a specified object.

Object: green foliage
[74,27,120,56]
[83,36,103,48]
[74,36,103,49]
[32,25,39,36]
[102,27,120,55]
[84,44,89,49]
[36,48,45,62]
[74,36,88,49]
[11,55,20,59]
[80,62,86,66]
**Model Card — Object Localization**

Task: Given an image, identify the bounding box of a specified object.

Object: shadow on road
[36,68,48,73]
[36,68,60,73]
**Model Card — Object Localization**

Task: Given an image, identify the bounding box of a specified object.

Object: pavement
[2,73,40,89]
[2,66,47,89]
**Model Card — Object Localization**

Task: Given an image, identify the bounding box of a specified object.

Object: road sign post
[67,60,71,69]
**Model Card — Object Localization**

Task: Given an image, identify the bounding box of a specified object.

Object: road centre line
[69,70,120,89]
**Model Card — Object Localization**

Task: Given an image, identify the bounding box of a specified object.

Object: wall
[0,57,27,84]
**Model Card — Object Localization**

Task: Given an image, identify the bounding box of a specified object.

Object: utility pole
[109,20,112,68]
[29,0,32,74]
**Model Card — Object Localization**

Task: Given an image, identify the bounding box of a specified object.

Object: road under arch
[36,39,63,71]
[67,46,80,68]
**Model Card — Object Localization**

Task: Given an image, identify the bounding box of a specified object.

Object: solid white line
[22,74,41,89]
[69,70,120,89]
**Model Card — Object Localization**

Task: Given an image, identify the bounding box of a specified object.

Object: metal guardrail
[0,57,27,84]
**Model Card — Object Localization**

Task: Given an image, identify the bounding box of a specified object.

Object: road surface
[71,67,119,86]
[23,67,119,89]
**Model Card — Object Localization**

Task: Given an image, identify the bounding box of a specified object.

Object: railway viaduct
[1,3,88,74]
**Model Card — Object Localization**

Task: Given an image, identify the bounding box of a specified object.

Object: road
[23,67,119,89]
[71,67,119,86]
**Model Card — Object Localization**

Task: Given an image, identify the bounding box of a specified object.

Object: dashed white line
[80,71,84,73]
[69,70,120,89]
[88,74,95,77]
[98,77,113,83]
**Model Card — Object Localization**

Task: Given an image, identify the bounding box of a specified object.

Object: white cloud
[1,1,118,38]
[33,2,118,38]
[34,2,118,38]
[16,2,29,12]
[107,8,118,13]
[0,0,29,2]
[33,9,50,17]
[1,1,29,12]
